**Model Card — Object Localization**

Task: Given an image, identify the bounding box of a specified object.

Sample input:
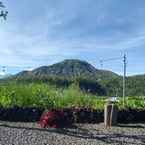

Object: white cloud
[1,0,145,75]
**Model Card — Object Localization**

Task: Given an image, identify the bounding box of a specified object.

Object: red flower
[38,110,65,128]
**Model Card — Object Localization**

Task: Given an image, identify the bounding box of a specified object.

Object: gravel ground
[0,121,145,145]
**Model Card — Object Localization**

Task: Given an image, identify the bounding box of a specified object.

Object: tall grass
[0,83,106,109]
[0,82,145,110]
[0,83,56,108]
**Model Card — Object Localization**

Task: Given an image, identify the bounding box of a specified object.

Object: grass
[0,82,145,110]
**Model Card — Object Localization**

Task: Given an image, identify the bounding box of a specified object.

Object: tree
[0,1,8,20]
[0,1,4,8]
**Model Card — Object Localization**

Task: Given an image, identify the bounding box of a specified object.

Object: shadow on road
[0,123,145,144]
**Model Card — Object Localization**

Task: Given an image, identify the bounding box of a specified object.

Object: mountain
[14,59,119,80]
[0,73,12,79]
[1,59,145,96]
[0,59,120,96]
[125,74,145,96]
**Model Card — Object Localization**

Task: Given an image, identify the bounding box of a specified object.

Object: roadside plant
[38,109,66,128]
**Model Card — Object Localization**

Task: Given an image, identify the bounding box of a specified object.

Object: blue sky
[0,0,145,75]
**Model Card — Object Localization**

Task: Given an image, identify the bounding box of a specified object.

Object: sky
[0,0,145,76]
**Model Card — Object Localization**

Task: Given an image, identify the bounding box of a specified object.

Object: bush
[38,109,69,128]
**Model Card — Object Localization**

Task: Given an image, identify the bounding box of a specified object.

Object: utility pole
[123,54,127,107]
[100,54,127,107]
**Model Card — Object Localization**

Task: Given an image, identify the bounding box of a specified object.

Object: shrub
[38,109,68,128]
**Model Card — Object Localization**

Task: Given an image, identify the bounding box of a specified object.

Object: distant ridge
[1,59,145,96]
[14,59,119,80]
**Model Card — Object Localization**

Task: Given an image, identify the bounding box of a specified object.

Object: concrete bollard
[104,102,118,128]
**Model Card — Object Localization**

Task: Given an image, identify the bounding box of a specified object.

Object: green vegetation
[0,82,145,110]
[3,59,145,97]
[0,59,145,110]
[1,59,118,96]
[0,82,105,109]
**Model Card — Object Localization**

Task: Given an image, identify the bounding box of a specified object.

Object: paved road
[0,122,145,145]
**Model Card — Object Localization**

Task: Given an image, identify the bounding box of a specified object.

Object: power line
[100,57,122,68]
[0,65,37,74]
[0,65,37,68]
[99,54,127,107]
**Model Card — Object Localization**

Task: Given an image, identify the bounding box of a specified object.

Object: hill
[2,59,145,96]
[1,59,119,96]
[14,59,119,80]
[125,74,145,96]
[0,73,11,79]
